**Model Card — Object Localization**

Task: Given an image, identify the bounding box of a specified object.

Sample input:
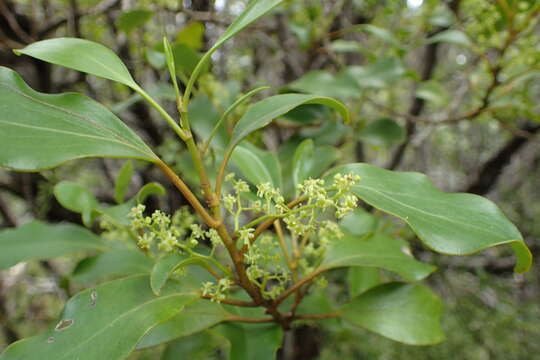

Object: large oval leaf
[0,221,107,269]
[14,38,138,88]
[340,282,444,345]
[326,163,532,273]
[228,94,349,152]
[320,234,435,281]
[0,67,158,171]
[137,299,228,349]
[72,250,153,284]
[0,275,197,360]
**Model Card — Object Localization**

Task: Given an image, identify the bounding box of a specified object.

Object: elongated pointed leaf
[341,282,444,345]
[426,29,472,48]
[115,160,134,204]
[231,143,282,189]
[320,234,435,281]
[0,221,107,269]
[0,67,157,171]
[216,323,283,360]
[326,163,532,273]
[292,139,314,189]
[14,38,138,88]
[137,299,228,349]
[72,250,153,284]
[162,331,227,360]
[0,275,197,360]
[229,94,349,151]
[208,0,284,55]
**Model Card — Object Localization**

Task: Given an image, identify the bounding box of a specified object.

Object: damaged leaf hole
[47,337,55,343]
[55,319,74,331]
[90,291,98,307]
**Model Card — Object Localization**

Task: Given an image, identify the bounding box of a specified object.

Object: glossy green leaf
[339,208,377,236]
[341,283,444,345]
[292,139,314,189]
[360,118,405,147]
[115,160,134,204]
[0,67,157,171]
[427,29,472,47]
[151,253,189,296]
[0,221,107,269]
[54,182,99,226]
[231,143,282,189]
[137,299,228,349]
[229,94,349,152]
[162,331,226,360]
[216,323,283,360]
[14,39,138,88]
[72,250,153,284]
[0,275,197,360]
[348,267,381,298]
[116,9,153,34]
[321,234,435,281]
[326,163,532,273]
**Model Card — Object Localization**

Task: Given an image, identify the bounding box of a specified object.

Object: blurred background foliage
[0,0,539,358]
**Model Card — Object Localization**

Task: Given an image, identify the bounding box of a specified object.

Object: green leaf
[231,143,282,189]
[326,163,533,273]
[360,118,406,147]
[0,221,107,269]
[208,0,284,56]
[287,70,360,99]
[150,253,189,296]
[426,29,472,48]
[54,182,100,226]
[0,67,157,171]
[357,24,399,46]
[228,94,349,152]
[173,43,207,76]
[339,208,377,236]
[0,275,197,360]
[14,39,138,88]
[292,139,314,189]
[341,282,444,345]
[162,331,226,360]
[216,323,283,360]
[176,22,205,50]
[345,58,406,89]
[115,160,134,204]
[416,81,450,108]
[348,267,381,298]
[116,9,154,34]
[320,234,435,281]
[72,250,153,284]
[137,299,228,349]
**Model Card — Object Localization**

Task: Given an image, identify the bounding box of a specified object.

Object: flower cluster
[128,205,222,254]
[221,172,361,298]
[244,234,290,299]
[201,278,234,303]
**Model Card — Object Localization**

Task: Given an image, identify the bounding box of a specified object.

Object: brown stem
[156,160,219,228]
[294,312,340,321]
[225,315,275,323]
